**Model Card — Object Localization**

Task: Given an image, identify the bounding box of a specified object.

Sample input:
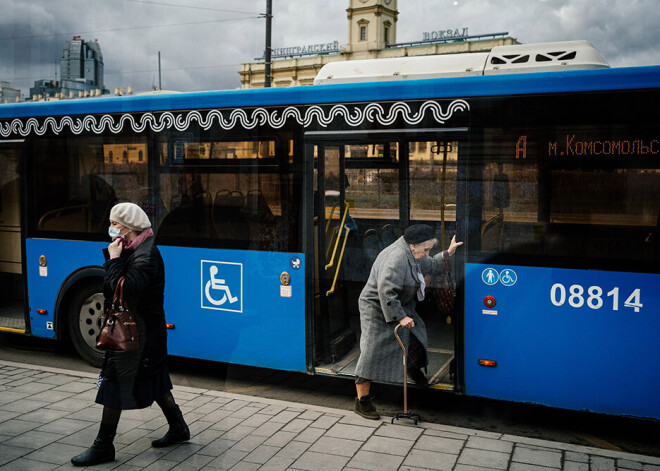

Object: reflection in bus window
[32,138,148,234]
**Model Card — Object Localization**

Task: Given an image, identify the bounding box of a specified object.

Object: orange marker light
[36,309,48,315]
[166,324,175,329]
[478,359,498,367]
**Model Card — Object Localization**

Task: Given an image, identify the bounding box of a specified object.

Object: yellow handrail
[325,207,349,269]
[326,225,350,296]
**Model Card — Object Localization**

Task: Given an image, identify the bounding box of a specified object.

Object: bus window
[156,138,298,251]
[409,140,458,249]
[30,137,148,235]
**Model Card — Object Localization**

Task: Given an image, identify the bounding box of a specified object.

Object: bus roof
[313,40,610,85]
[1,64,659,121]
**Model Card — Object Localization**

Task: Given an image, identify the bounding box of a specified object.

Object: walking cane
[392,324,422,425]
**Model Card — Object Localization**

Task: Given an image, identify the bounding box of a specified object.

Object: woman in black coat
[72,203,189,466]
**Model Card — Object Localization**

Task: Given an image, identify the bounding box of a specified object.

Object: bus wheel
[67,282,105,368]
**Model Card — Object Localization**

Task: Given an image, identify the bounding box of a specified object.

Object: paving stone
[564,461,589,471]
[291,450,349,471]
[309,414,341,429]
[618,458,644,470]
[0,418,39,436]
[141,459,179,470]
[269,410,301,424]
[34,418,92,435]
[308,435,362,457]
[454,465,495,471]
[375,423,424,441]
[242,444,280,464]
[414,435,464,454]
[169,452,215,470]
[9,381,56,394]
[231,433,267,452]
[18,408,70,424]
[281,418,312,433]
[324,423,374,441]
[250,421,284,437]
[221,425,255,441]
[348,449,405,471]
[226,462,260,471]
[230,406,264,419]
[125,447,173,467]
[0,410,20,424]
[294,426,325,443]
[0,398,50,414]
[274,440,311,459]
[205,448,248,469]
[3,430,62,449]
[565,451,590,463]
[0,458,59,470]
[510,463,559,471]
[590,455,616,471]
[0,444,32,466]
[163,443,206,462]
[403,449,458,471]
[22,442,85,465]
[512,445,562,468]
[258,455,296,471]
[240,413,271,428]
[466,436,513,453]
[263,430,297,447]
[457,448,509,470]
[297,410,322,421]
[362,435,415,456]
[197,437,236,457]
[52,381,95,393]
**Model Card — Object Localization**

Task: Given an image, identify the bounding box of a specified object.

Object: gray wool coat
[355,236,447,384]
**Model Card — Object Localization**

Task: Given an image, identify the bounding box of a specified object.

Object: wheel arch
[54,265,104,340]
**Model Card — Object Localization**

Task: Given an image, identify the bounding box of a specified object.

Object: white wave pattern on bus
[0,99,469,137]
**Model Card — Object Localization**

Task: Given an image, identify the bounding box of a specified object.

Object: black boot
[354,395,380,420]
[71,422,116,466]
[152,404,190,448]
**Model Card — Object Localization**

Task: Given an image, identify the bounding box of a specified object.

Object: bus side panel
[25,238,105,338]
[464,263,660,419]
[160,246,306,372]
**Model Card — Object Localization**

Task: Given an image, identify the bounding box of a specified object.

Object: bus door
[306,132,464,391]
[0,140,27,334]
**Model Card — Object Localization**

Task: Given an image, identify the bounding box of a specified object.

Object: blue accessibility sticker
[499,268,517,287]
[481,268,499,286]
[290,256,302,270]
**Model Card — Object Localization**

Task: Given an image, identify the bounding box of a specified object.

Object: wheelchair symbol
[499,269,517,286]
[205,265,238,306]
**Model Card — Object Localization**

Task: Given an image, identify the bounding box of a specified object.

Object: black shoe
[152,405,190,448]
[71,437,115,466]
[407,368,429,388]
[354,395,381,420]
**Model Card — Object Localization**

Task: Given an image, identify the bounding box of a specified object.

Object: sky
[1,0,660,97]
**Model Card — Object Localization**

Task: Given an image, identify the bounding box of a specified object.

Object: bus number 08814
[550,284,643,312]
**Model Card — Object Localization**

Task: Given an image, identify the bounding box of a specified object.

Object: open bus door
[306,132,465,391]
[0,140,27,334]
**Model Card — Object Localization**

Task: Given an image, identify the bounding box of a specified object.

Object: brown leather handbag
[96,276,139,352]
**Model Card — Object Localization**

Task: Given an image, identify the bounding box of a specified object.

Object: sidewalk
[0,360,658,471]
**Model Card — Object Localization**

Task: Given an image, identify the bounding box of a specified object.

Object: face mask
[108,226,124,240]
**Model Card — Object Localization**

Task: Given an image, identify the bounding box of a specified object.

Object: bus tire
[67,281,105,368]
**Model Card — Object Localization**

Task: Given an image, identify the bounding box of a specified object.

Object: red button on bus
[484,296,496,308]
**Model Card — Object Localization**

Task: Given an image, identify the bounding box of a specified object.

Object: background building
[59,35,105,96]
[0,82,21,104]
[240,0,518,88]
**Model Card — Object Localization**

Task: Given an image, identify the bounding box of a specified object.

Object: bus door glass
[0,140,26,334]
[408,139,460,389]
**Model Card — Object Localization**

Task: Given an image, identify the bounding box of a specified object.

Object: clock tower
[346,0,398,54]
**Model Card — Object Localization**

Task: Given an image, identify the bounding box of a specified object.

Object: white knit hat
[109,203,151,231]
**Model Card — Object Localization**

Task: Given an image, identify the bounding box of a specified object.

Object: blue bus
[1,41,658,420]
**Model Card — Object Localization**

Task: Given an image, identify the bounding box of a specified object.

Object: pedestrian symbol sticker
[482,268,499,285]
[201,260,243,312]
[499,269,517,286]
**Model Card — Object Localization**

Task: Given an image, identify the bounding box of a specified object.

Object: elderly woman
[72,203,189,466]
[354,224,462,420]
